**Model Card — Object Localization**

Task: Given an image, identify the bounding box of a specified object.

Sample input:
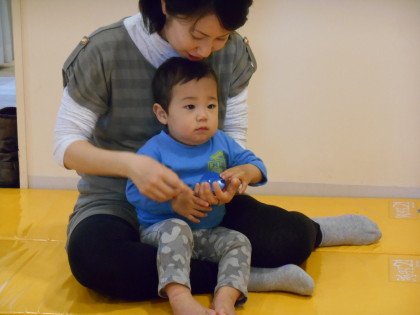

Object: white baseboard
[247,181,420,199]
[28,176,79,190]
[28,176,420,199]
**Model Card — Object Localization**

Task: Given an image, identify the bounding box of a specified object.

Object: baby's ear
[153,103,168,125]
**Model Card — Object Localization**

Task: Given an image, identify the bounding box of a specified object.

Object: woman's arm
[224,89,248,148]
[53,88,99,168]
[54,89,187,202]
[63,140,132,177]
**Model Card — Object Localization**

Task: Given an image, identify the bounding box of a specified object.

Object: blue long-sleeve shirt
[126,130,267,229]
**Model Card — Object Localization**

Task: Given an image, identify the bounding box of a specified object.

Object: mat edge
[28,176,420,199]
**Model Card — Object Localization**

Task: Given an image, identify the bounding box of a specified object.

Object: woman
[54,0,381,303]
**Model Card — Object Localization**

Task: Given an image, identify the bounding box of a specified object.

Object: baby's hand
[221,164,263,194]
[194,177,241,206]
[171,190,212,223]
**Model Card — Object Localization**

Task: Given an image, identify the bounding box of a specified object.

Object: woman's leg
[223,195,381,295]
[67,214,218,300]
[223,195,382,264]
[312,215,382,247]
[223,195,322,268]
[222,195,319,295]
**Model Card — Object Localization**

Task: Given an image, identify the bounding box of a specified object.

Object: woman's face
[160,13,231,61]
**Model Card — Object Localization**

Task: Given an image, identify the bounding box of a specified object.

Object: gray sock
[248,264,314,296]
[312,214,382,247]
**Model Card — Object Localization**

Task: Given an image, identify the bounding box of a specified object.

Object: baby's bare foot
[214,308,233,315]
[212,287,239,315]
[170,292,216,315]
[167,284,216,315]
[212,302,235,315]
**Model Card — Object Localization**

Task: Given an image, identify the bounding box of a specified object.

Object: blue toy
[199,171,226,191]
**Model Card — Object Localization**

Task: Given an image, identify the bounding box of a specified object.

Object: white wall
[242,0,420,197]
[13,0,138,189]
[13,0,420,197]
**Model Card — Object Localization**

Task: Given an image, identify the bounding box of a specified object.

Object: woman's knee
[224,197,319,267]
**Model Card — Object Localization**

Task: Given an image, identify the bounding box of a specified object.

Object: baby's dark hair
[139,0,253,33]
[152,57,218,112]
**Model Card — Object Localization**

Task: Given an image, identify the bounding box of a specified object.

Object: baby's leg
[312,214,382,247]
[142,219,216,314]
[193,227,251,314]
[141,219,193,296]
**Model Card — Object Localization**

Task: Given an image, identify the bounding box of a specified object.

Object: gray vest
[62,18,256,235]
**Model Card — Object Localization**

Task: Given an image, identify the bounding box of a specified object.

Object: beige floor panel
[1,189,419,314]
[1,240,419,314]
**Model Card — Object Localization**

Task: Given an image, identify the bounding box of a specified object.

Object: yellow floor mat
[1,189,419,314]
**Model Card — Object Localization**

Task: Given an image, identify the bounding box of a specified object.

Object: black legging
[67,194,322,300]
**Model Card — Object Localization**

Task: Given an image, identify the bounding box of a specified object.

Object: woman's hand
[64,140,188,202]
[125,154,191,202]
[171,190,212,223]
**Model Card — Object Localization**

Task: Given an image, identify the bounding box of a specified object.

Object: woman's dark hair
[139,0,253,33]
[152,57,218,112]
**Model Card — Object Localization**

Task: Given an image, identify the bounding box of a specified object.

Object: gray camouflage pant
[140,218,251,305]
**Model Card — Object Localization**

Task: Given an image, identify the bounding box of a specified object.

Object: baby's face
[166,76,219,146]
